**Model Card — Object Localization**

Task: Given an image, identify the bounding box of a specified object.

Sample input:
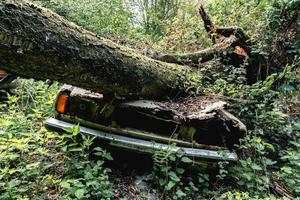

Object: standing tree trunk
[0,0,203,99]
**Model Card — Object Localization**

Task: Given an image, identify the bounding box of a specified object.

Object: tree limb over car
[0,0,205,100]
[0,0,253,100]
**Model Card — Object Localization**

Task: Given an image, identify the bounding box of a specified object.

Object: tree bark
[199,4,216,44]
[151,5,251,66]
[0,0,203,99]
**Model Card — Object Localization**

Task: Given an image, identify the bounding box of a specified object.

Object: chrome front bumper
[45,118,238,161]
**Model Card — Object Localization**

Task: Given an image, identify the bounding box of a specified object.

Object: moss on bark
[0,0,203,99]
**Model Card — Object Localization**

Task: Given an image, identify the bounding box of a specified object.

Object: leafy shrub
[36,0,134,38]
[2,0,300,199]
[0,79,114,199]
[59,125,113,199]
[150,147,212,199]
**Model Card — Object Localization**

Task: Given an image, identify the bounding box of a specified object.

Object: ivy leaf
[176,168,185,174]
[75,188,85,199]
[169,171,180,182]
[279,84,295,93]
[243,173,252,181]
[169,154,176,161]
[93,147,102,151]
[251,163,262,171]
[166,181,176,190]
[60,181,70,189]
[104,154,113,161]
[175,188,186,198]
[181,156,192,163]
[159,178,167,186]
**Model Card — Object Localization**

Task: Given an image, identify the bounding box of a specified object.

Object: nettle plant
[150,147,211,200]
[59,125,114,199]
[0,80,61,199]
[201,52,299,197]
[278,135,300,196]
[226,62,299,196]
[0,79,114,199]
[230,134,276,195]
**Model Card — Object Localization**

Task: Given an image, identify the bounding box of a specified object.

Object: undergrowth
[0,80,113,199]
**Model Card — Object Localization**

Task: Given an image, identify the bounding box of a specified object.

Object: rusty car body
[45,85,247,162]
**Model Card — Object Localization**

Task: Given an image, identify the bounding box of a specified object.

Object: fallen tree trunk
[0,0,203,99]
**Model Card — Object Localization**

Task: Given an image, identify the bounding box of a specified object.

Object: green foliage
[36,0,133,38]
[153,1,213,52]
[204,58,299,197]
[220,191,253,200]
[58,126,113,199]
[139,0,181,39]
[150,147,211,199]
[151,148,189,199]
[0,80,61,199]
[0,79,113,199]
[2,0,300,199]
[230,135,276,195]
[277,120,300,196]
[219,191,284,200]
[154,0,278,52]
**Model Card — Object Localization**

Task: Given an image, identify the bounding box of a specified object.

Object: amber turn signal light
[0,69,8,77]
[56,94,69,114]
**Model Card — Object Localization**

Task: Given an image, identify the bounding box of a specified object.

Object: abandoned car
[45,85,247,162]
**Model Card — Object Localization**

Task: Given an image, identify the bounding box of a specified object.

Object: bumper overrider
[45,118,238,162]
